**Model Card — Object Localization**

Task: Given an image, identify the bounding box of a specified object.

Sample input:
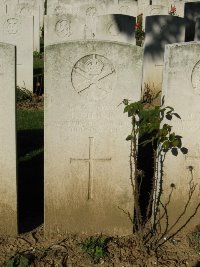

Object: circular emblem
[54,5,66,15]
[71,54,116,100]
[86,7,96,17]
[119,5,129,14]
[191,60,200,95]
[55,20,71,37]
[20,6,32,15]
[4,18,18,34]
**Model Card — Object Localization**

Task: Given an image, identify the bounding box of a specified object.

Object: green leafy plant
[135,13,145,46]
[6,251,34,267]
[121,90,200,252]
[16,86,33,102]
[81,236,111,263]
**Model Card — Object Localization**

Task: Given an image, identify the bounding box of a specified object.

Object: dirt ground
[0,225,199,267]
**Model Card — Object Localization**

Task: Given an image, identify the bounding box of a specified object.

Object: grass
[17,109,44,130]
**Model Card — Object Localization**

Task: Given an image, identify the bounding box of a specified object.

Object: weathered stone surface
[0,42,17,235]
[161,42,200,229]
[0,15,33,91]
[142,15,185,97]
[45,41,143,235]
[44,14,85,46]
[14,3,40,51]
[95,14,136,44]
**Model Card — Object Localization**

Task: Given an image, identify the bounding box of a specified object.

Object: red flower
[135,22,140,29]
[171,5,176,12]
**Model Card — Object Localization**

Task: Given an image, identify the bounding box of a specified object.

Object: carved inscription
[191,60,200,95]
[107,24,118,36]
[20,6,32,16]
[150,8,160,15]
[71,54,115,100]
[54,5,66,15]
[70,137,111,200]
[86,7,96,17]
[5,18,18,34]
[55,19,71,37]
[119,5,129,14]
[85,7,97,38]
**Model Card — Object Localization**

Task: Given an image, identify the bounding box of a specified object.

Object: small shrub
[16,86,33,102]
[81,236,111,263]
[6,251,35,267]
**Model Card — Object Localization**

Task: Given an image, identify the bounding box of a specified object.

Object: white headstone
[14,3,40,51]
[142,15,185,97]
[44,14,86,46]
[161,42,200,229]
[0,42,17,235]
[0,15,33,91]
[44,41,143,235]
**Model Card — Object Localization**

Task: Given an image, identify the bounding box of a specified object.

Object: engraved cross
[70,137,111,200]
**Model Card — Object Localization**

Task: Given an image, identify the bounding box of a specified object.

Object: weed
[6,251,34,267]
[16,86,33,102]
[81,236,111,263]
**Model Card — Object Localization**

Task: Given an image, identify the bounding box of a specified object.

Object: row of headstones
[46,0,199,19]
[0,0,200,92]
[0,38,200,235]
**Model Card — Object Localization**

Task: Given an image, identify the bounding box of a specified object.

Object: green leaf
[181,147,188,154]
[20,256,30,267]
[161,96,165,106]
[166,114,172,120]
[126,135,133,141]
[122,99,129,105]
[171,147,178,156]
[173,139,182,148]
[6,257,15,267]
[172,112,181,119]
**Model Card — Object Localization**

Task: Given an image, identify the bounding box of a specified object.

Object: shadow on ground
[17,129,44,233]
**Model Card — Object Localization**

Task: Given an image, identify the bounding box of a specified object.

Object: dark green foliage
[82,236,111,263]
[33,51,44,70]
[6,252,35,267]
[123,95,187,157]
[16,86,33,102]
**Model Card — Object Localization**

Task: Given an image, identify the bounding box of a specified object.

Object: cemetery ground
[0,92,199,266]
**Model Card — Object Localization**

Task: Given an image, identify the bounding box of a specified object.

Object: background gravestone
[95,14,136,44]
[195,17,200,40]
[0,42,17,235]
[151,0,168,6]
[161,42,200,229]
[142,15,185,98]
[184,1,200,42]
[44,14,85,46]
[45,41,143,235]
[0,15,33,91]
[14,3,40,51]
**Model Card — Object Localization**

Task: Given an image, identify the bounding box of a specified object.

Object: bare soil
[0,225,199,267]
